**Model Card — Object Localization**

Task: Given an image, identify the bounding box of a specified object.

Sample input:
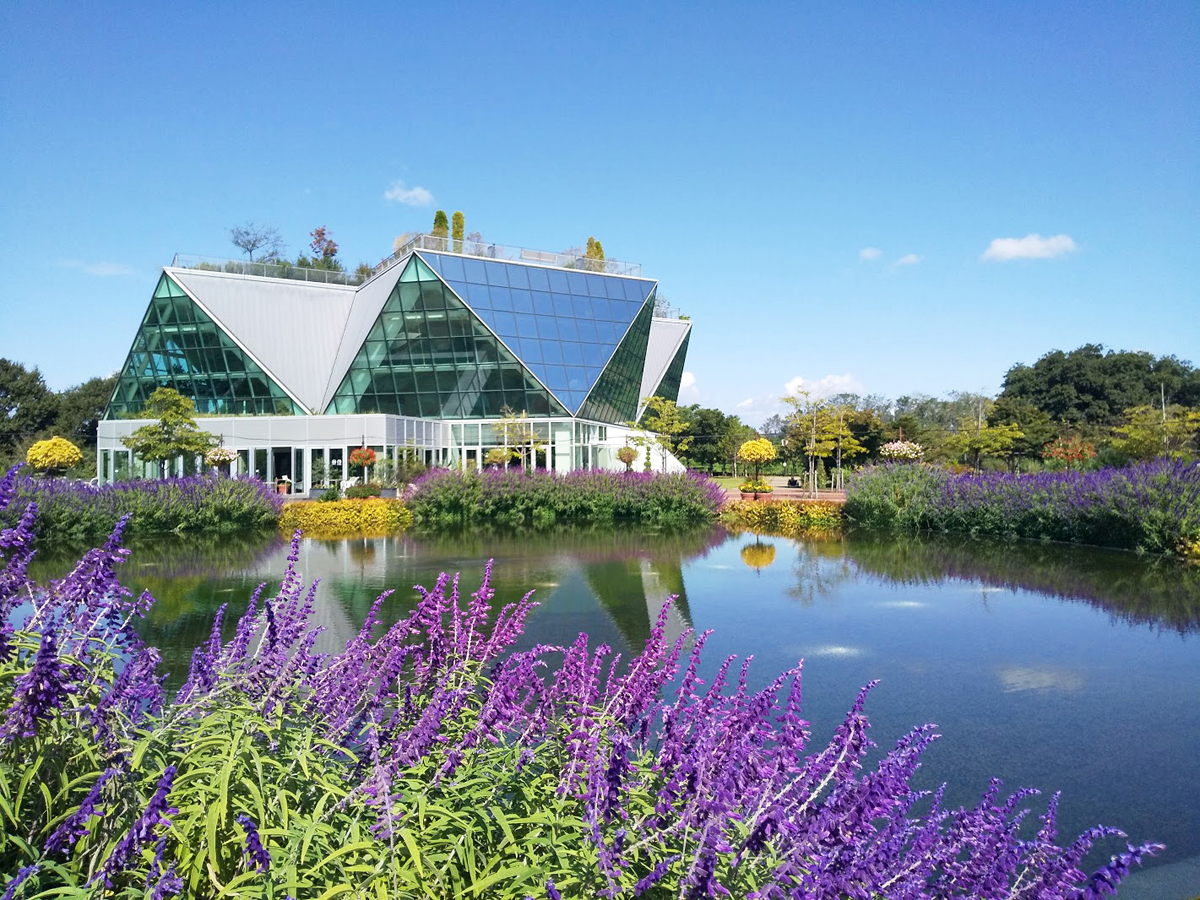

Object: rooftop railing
[384,233,644,278]
[170,255,366,286]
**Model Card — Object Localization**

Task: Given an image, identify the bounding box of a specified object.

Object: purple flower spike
[545,879,562,900]
[93,765,178,886]
[236,814,271,872]
[0,627,82,742]
[0,865,38,900]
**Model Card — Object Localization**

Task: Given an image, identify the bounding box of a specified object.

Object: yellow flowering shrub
[26,436,83,473]
[279,498,413,537]
[737,438,776,467]
[721,499,843,536]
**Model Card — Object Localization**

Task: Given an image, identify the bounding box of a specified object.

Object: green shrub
[406,469,727,527]
[345,481,383,499]
[0,473,281,543]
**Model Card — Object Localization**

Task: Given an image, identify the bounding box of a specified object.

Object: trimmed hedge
[278,497,413,536]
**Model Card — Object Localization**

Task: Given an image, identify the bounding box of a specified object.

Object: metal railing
[385,233,643,277]
[170,254,366,286]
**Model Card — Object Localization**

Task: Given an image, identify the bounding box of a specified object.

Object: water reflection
[839,532,1200,635]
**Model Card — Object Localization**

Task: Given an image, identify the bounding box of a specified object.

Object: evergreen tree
[452,211,465,253]
[432,210,450,245]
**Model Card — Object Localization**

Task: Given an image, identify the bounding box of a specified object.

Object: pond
[32,527,1200,898]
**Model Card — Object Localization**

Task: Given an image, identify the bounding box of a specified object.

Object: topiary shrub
[26,436,83,476]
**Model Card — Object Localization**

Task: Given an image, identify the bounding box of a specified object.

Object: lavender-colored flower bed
[0,471,283,544]
[0,465,1166,897]
[844,459,1200,554]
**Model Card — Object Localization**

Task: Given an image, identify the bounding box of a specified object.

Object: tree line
[0,359,118,476]
[656,345,1200,480]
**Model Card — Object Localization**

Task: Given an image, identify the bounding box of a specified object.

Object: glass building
[97,237,692,491]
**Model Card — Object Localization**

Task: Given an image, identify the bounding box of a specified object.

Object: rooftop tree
[452,211,465,253]
[228,223,284,262]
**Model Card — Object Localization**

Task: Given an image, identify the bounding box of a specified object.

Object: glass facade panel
[411,251,656,418]
[105,273,303,418]
[325,257,570,419]
[577,291,656,424]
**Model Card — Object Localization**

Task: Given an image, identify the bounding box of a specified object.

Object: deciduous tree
[629,397,693,472]
[0,359,57,464]
[497,407,546,470]
[1111,404,1200,461]
[120,387,217,478]
[229,223,284,262]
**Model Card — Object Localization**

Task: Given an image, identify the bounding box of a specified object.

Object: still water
[34,527,1200,897]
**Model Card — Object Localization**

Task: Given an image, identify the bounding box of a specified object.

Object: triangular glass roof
[105,273,304,419]
[417,251,656,415]
[324,256,570,419]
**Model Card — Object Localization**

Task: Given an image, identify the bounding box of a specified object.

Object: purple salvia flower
[93,764,178,887]
[44,766,118,855]
[0,865,37,900]
[236,814,271,872]
[0,626,82,742]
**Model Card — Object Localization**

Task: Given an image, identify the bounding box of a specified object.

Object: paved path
[723,478,847,504]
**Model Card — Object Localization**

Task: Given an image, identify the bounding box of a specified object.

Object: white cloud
[736,397,755,409]
[894,253,921,266]
[981,233,1076,262]
[60,260,136,277]
[383,180,434,206]
[678,371,699,401]
[859,247,882,261]
[783,373,864,399]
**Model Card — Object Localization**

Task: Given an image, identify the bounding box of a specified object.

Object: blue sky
[2,1,1196,428]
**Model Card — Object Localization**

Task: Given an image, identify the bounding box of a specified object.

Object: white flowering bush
[879,440,925,462]
[203,446,237,467]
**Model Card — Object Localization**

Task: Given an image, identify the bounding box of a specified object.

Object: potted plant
[204,446,237,475]
[348,447,376,482]
[376,458,399,498]
[737,438,777,499]
[738,477,773,501]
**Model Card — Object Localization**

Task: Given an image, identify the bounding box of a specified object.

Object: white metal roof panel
[168,268,354,413]
[319,260,409,412]
[638,318,691,411]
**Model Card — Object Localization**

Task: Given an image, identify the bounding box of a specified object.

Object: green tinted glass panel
[578,291,656,424]
[324,257,570,418]
[104,273,304,419]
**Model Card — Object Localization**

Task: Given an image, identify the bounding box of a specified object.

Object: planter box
[379,487,399,499]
